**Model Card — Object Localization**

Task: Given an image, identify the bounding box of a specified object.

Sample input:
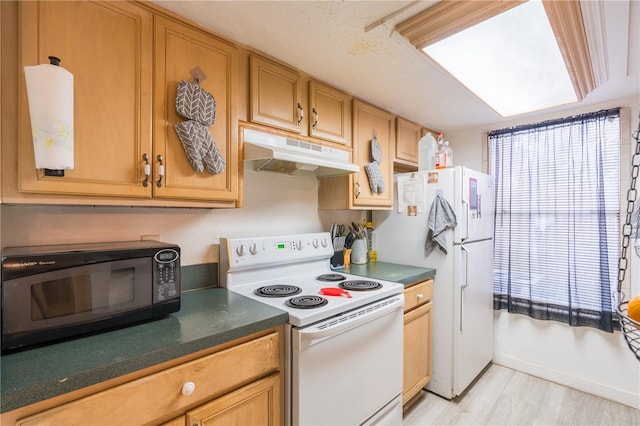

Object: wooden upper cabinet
[18,1,153,197]
[308,80,352,146]
[13,2,240,206]
[351,100,394,208]
[318,99,394,210]
[395,117,421,165]
[250,55,303,134]
[153,16,239,202]
[249,55,352,146]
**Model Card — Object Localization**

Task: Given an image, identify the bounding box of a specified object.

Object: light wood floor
[403,363,640,425]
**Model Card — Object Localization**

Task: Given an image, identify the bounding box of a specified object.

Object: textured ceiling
[153,0,639,132]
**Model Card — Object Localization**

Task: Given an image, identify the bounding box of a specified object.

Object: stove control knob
[236,244,247,256]
[312,238,319,248]
[321,238,328,248]
[295,240,303,250]
[249,243,259,255]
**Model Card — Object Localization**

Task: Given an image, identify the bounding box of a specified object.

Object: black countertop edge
[1,288,288,413]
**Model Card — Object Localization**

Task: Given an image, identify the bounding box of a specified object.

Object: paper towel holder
[24,54,74,177]
[42,56,65,177]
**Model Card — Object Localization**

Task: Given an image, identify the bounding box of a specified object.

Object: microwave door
[2,258,152,351]
[30,277,95,321]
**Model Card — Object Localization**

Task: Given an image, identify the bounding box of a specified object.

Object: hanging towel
[425,194,457,255]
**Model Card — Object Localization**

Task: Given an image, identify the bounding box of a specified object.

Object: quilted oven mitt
[175,120,225,174]
[365,161,386,194]
[174,80,225,174]
[365,135,385,194]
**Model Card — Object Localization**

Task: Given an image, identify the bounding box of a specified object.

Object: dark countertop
[338,261,436,286]
[0,287,288,414]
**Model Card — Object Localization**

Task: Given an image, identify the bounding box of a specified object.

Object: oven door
[2,257,152,351]
[291,294,404,426]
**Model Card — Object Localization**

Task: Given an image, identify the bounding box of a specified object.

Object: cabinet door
[403,301,432,405]
[395,117,420,164]
[186,374,281,426]
[352,100,394,208]
[153,16,239,202]
[309,80,351,146]
[18,1,153,197]
[250,55,303,134]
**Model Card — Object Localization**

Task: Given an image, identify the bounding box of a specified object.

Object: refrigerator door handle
[460,245,469,331]
[461,199,469,241]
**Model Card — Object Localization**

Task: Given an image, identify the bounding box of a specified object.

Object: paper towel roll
[24,63,74,170]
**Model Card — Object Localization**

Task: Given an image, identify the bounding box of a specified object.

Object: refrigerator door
[453,239,494,396]
[454,167,494,244]
[375,172,456,266]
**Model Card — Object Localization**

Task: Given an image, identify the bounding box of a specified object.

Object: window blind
[489,108,621,332]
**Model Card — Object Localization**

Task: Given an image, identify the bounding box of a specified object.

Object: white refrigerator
[373,166,494,399]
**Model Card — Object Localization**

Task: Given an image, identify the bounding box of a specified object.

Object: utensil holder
[351,239,367,264]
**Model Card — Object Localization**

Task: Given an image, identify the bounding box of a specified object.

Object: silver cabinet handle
[297,102,304,126]
[142,154,150,187]
[156,154,164,187]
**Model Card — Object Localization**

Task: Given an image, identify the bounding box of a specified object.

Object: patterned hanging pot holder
[174,79,225,174]
[365,133,385,194]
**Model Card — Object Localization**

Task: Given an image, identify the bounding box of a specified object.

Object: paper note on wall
[24,63,74,170]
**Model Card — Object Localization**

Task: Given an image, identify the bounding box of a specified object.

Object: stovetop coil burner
[254,285,302,298]
[316,273,347,282]
[339,280,383,291]
[285,295,329,309]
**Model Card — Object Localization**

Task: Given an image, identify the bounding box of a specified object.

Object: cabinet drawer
[404,279,433,312]
[17,332,280,426]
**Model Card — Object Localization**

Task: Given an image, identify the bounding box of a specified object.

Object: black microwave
[1,240,180,352]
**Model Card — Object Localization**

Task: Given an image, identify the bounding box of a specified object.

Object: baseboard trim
[492,354,640,409]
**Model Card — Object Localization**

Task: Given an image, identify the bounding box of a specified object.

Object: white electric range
[219,232,405,426]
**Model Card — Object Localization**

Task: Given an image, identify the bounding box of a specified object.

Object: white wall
[446,96,640,408]
[1,168,365,266]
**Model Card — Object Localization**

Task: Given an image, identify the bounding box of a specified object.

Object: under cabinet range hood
[242,128,359,177]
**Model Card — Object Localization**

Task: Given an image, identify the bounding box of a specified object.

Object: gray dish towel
[425,194,457,255]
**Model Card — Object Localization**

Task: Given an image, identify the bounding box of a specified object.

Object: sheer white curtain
[489,108,620,332]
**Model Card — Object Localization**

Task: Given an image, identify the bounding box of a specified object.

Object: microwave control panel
[153,249,180,302]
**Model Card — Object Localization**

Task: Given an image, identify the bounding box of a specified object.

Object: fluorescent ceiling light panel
[422,0,577,117]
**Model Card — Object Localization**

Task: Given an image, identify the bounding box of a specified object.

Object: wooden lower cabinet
[186,374,280,426]
[6,328,283,426]
[403,279,433,408]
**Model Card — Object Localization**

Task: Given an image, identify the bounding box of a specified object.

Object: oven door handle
[297,295,404,346]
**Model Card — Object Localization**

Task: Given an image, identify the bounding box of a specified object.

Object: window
[489,108,621,332]
[421,0,576,117]
[395,0,597,117]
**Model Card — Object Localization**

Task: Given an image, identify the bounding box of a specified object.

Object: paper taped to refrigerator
[397,174,427,214]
